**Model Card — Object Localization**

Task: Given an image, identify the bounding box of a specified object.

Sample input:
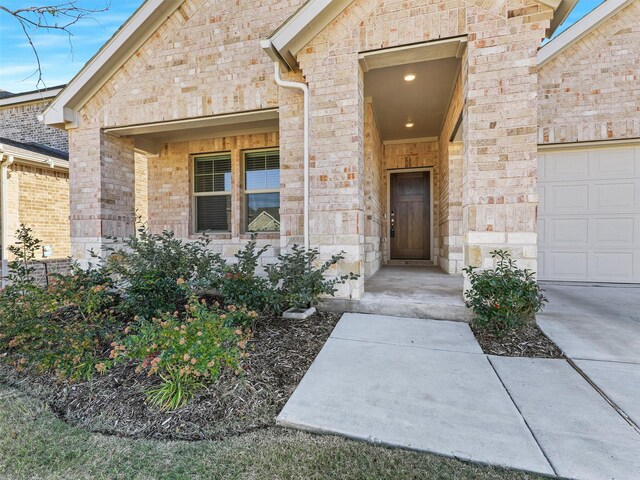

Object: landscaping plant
[265,244,359,310]
[463,249,547,336]
[108,297,255,410]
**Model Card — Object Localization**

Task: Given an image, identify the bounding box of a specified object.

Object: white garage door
[538,145,640,283]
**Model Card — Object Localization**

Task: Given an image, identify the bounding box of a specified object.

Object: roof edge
[538,0,633,66]
[0,86,65,107]
[0,143,69,170]
[42,0,181,129]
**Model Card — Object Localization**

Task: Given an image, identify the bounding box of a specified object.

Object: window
[244,150,280,232]
[193,153,231,232]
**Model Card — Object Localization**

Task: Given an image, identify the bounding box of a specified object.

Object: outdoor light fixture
[405,122,414,128]
[404,74,416,81]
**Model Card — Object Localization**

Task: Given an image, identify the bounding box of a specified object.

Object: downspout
[0,151,15,288]
[272,62,310,251]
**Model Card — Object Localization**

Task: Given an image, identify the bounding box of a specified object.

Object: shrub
[103,226,224,319]
[218,237,278,312]
[109,297,253,410]
[265,245,359,310]
[463,249,547,336]
[0,227,121,380]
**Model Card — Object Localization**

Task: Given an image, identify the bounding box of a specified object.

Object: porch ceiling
[364,57,460,142]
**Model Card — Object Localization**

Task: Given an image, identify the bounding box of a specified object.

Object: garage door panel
[538,145,640,283]
[548,184,589,211]
[548,217,588,244]
[590,148,638,178]
[593,182,636,211]
[590,252,637,282]
[593,217,636,245]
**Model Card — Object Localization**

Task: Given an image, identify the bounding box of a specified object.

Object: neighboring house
[42,0,639,301]
[0,86,71,283]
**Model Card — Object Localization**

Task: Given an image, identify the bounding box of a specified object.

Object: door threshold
[386,259,434,266]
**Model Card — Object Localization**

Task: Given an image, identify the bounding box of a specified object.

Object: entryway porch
[321,265,472,322]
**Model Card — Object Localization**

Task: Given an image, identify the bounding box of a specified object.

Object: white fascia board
[0,144,68,170]
[539,0,632,66]
[0,88,63,107]
[266,0,352,70]
[42,0,181,129]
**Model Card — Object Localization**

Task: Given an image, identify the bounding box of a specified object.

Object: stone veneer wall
[538,1,640,144]
[147,132,280,264]
[0,99,68,151]
[134,151,149,226]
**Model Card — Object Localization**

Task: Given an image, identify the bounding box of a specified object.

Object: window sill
[239,232,280,240]
[190,232,232,240]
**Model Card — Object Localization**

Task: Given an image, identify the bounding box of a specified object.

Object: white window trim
[191,152,232,234]
[243,147,281,233]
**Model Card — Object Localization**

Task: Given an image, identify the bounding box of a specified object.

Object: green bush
[218,237,277,312]
[0,226,121,380]
[463,249,547,336]
[103,226,224,320]
[107,297,254,409]
[265,245,359,310]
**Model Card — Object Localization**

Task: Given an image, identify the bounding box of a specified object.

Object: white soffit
[538,0,633,66]
[0,87,64,107]
[42,0,182,129]
[359,36,467,72]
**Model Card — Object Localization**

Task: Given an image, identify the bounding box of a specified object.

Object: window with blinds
[244,150,280,232]
[193,153,231,232]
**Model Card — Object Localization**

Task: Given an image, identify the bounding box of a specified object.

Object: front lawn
[0,383,546,480]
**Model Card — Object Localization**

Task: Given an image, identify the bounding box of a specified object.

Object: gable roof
[262,0,578,71]
[538,0,634,66]
[42,0,181,129]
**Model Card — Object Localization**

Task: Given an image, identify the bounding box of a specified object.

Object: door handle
[390,210,395,238]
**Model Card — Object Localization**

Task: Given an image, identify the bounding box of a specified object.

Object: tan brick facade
[538,1,640,144]
[60,0,617,298]
[3,163,70,260]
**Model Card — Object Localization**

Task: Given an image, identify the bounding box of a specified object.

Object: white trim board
[0,87,63,107]
[538,0,633,66]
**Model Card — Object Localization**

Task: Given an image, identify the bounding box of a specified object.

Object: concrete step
[319,294,473,322]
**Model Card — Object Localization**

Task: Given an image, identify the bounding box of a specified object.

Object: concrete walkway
[278,313,640,480]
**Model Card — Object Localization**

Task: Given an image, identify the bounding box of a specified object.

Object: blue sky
[0,0,605,94]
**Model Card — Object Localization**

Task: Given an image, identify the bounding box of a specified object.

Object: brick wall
[134,151,149,226]
[438,66,464,274]
[2,163,70,261]
[0,99,68,151]
[462,0,552,278]
[538,2,640,144]
[363,99,384,278]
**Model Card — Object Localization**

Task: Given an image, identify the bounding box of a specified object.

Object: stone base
[283,306,317,319]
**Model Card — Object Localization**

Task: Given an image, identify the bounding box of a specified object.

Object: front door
[390,171,430,260]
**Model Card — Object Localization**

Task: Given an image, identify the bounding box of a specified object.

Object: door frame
[386,167,434,262]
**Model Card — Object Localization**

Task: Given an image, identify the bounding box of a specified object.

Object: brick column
[462,1,553,283]
[68,127,136,263]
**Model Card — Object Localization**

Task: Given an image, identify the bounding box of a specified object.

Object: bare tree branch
[0,1,111,90]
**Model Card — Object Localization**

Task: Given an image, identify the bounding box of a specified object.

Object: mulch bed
[470,322,564,358]
[0,311,340,441]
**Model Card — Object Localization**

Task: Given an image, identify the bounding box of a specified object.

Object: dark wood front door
[390,171,430,260]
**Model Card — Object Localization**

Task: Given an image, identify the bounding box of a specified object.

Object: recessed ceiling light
[404,74,416,82]
[405,122,414,128]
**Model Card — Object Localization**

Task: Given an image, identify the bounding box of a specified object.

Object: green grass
[0,384,546,480]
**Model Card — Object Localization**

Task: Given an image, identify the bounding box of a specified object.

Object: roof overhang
[538,0,633,66]
[104,108,280,156]
[0,143,68,170]
[0,86,64,107]
[261,0,353,71]
[42,0,181,129]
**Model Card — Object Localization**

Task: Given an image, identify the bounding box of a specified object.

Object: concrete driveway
[538,283,640,364]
